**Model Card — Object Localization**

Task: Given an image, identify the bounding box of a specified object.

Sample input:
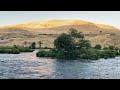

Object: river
[0,50,120,79]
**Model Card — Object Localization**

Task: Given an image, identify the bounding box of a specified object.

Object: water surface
[0,50,120,79]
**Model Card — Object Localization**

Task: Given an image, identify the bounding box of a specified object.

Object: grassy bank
[0,46,34,54]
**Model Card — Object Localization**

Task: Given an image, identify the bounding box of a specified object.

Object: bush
[94,44,101,49]
[115,47,119,51]
[108,46,115,50]
[36,50,48,57]
[42,48,58,58]
[55,50,66,59]
[99,51,109,59]
[103,47,108,50]
[113,51,120,56]
[0,49,20,54]
[79,49,98,60]
[36,48,78,59]
[99,50,115,58]
[19,47,34,52]
[10,49,20,54]
[29,42,36,49]
[105,50,115,58]
[80,53,89,59]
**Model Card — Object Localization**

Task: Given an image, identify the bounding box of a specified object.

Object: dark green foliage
[0,49,20,54]
[36,50,48,57]
[36,28,120,60]
[36,49,58,58]
[99,50,115,58]
[77,39,91,49]
[80,49,100,60]
[18,47,34,52]
[94,44,101,49]
[103,47,108,50]
[115,47,119,51]
[13,45,18,48]
[114,51,120,56]
[54,33,75,51]
[104,50,115,58]
[69,28,84,39]
[108,46,115,50]
[30,42,36,49]
[47,48,58,57]
[0,46,34,54]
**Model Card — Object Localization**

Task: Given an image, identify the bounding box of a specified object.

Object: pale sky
[0,11,120,28]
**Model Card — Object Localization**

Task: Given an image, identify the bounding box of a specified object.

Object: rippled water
[0,50,120,79]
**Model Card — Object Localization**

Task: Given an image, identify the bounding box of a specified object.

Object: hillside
[0,20,120,48]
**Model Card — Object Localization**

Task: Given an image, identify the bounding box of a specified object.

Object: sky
[0,11,120,28]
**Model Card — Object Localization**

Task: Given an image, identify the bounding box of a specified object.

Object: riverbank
[0,46,34,54]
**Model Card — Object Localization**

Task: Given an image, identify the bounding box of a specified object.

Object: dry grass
[0,20,120,48]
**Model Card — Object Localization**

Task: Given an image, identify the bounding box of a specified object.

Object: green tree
[115,47,119,51]
[69,28,84,39]
[94,44,102,49]
[38,41,42,49]
[30,42,36,49]
[77,39,91,50]
[54,33,75,51]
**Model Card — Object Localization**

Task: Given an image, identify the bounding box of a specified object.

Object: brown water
[0,50,120,79]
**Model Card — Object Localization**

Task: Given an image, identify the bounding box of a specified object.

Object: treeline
[0,41,51,54]
[36,28,120,60]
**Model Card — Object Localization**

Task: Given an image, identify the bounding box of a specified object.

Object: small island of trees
[36,28,120,60]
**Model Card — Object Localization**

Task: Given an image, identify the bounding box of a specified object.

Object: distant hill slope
[0,20,119,47]
[0,20,119,34]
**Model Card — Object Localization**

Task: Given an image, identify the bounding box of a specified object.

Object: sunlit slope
[0,20,120,47]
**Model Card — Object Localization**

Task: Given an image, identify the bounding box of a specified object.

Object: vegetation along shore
[36,28,120,60]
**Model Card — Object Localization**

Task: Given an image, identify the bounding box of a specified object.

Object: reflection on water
[0,50,120,79]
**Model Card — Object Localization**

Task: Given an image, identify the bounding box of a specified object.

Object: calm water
[0,50,120,79]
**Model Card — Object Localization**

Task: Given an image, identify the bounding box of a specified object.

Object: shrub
[94,44,102,49]
[46,48,58,57]
[0,49,20,54]
[29,42,36,49]
[107,50,115,58]
[99,51,109,59]
[103,47,108,50]
[19,47,34,52]
[79,49,100,60]
[108,46,115,50]
[100,50,116,58]
[36,50,48,57]
[55,50,66,59]
[113,51,120,56]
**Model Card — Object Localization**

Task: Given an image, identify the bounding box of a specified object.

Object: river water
[0,50,120,79]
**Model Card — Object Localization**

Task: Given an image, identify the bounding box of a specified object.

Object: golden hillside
[11,20,118,30]
[1,20,117,35]
[0,20,119,48]
[11,20,96,28]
